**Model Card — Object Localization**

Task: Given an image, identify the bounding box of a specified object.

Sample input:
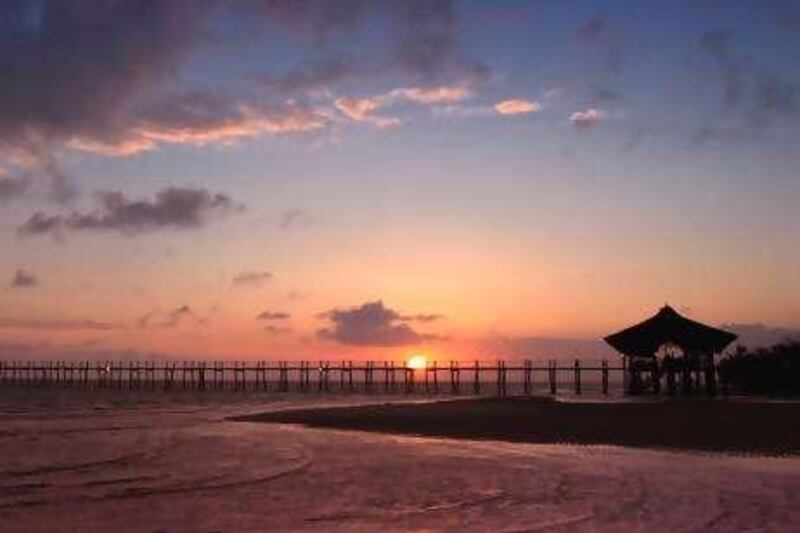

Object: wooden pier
[0,359,624,396]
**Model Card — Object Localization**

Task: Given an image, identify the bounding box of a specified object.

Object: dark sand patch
[233,397,800,455]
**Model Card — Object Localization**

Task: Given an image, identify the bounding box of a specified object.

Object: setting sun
[406,355,428,370]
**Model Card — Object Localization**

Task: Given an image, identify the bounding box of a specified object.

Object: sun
[406,354,428,370]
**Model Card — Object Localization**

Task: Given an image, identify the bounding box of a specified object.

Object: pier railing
[0,360,625,396]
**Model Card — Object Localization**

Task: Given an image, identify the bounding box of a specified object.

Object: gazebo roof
[604,305,737,358]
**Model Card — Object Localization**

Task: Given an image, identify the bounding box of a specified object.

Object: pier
[0,360,625,396]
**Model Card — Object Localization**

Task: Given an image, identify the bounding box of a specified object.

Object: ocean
[0,389,798,531]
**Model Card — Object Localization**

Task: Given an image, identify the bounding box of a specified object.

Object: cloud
[389,86,471,104]
[574,15,624,73]
[70,92,331,157]
[279,208,316,229]
[334,96,385,121]
[721,323,800,349]
[697,29,797,139]
[10,269,37,289]
[333,96,400,129]
[542,85,563,100]
[592,88,624,104]
[0,2,210,144]
[0,149,78,204]
[138,305,205,329]
[252,1,487,98]
[0,2,217,201]
[0,173,30,201]
[494,99,541,116]
[0,1,488,212]
[17,186,241,238]
[399,313,444,322]
[0,2,352,158]
[699,29,746,108]
[335,84,471,128]
[432,105,495,119]
[392,0,457,77]
[569,108,605,129]
[390,0,488,82]
[232,271,273,287]
[0,1,483,177]
[162,305,204,328]
[256,311,291,321]
[316,300,440,347]
[256,58,361,94]
[133,96,329,148]
[0,317,118,331]
[264,325,292,335]
[246,0,488,93]
[246,0,373,43]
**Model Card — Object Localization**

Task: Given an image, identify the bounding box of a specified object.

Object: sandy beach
[236,396,800,455]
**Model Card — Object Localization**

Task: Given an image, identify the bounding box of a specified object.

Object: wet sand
[235,396,800,455]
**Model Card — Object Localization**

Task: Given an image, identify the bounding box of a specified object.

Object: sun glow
[406,354,428,370]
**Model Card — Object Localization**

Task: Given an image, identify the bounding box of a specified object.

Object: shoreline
[233,396,800,456]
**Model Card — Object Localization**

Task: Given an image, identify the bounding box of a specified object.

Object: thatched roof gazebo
[605,305,737,359]
[604,305,737,394]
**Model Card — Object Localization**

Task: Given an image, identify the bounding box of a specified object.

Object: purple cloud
[138,305,206,329]
[317,300,441,347]
[279,208,317,229]
[256,58,361,94]
[574,15,625,73]
[10,269,38,289]
[232,271,273,287]
[17,187,241,238]
[721,323,800,349]
[0,174,30,201]
[697,29,797,140]
[0,2,481,167]
[256,311,291,321]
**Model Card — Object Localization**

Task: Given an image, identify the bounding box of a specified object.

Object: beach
[236,396,800,455]
[1,390,799,531]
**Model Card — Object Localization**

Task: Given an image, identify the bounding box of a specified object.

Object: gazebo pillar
[622,355,631,394]
[681,358,692,394]
[704,353,717,395]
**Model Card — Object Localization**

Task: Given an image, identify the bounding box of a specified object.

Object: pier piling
[0,359,629,395]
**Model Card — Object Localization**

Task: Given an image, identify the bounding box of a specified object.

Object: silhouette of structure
[604,305,737,394]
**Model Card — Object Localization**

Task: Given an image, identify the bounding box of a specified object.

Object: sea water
[0,389,798,531]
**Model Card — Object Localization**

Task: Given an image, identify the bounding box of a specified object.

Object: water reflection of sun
[406,354,427,370]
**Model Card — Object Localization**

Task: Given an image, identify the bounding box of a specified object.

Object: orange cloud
[334,96,384,121]
[334,96,401,129]
[335,85,471,128]
[494,98,541,115]
[389,86,471,104]
[67,137,157,157]
[70,104,329,156]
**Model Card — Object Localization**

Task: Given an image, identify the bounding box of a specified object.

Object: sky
[1,0,799,362]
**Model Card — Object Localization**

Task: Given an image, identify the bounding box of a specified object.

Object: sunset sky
[1,1,799,361]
